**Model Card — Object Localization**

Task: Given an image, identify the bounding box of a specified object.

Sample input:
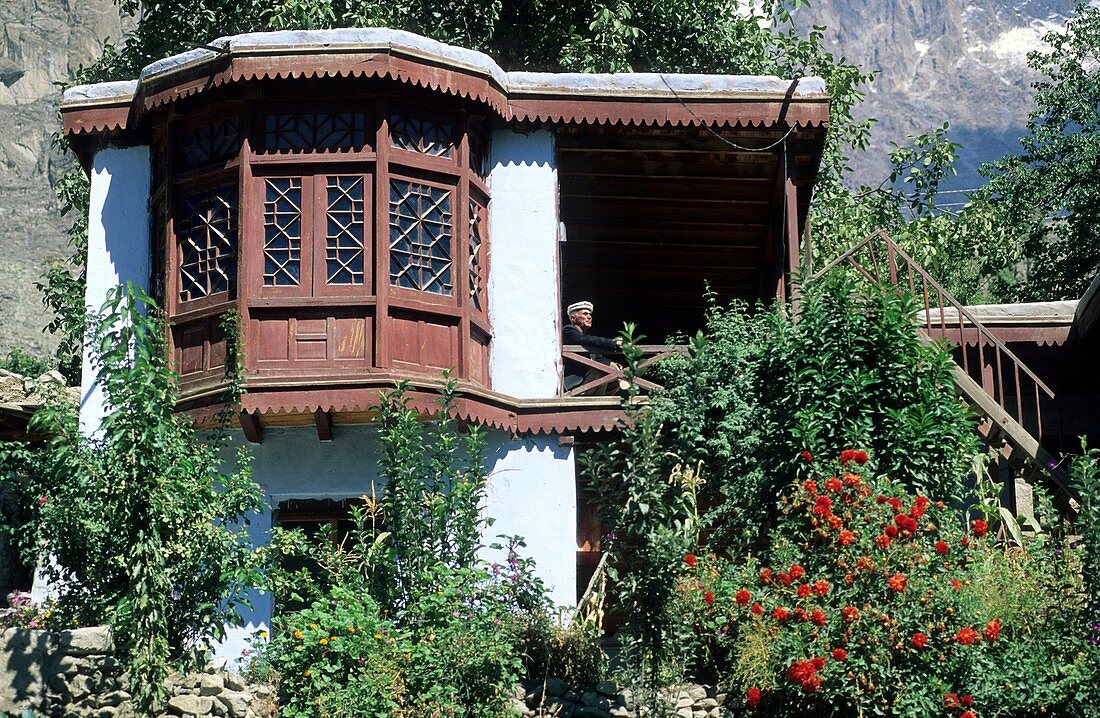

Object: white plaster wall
[487,130,562,399]
[218,424,577,661]
[483,430,576,608]
[79,145,152,436]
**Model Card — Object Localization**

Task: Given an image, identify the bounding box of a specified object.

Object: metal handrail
[811,230,1058,439]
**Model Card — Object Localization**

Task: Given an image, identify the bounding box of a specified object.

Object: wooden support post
[239,410,264,444]
[785,175,801,310]
[314,408,333,442]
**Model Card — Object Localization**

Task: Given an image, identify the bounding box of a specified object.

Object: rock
[609,708,632,718]
[210,697,228,717]
[205,657,228,674]
[217,690,251,718]
[574,708,611,718]
[675,708,693,718]
[59,627,114,656]
[54,655,93,676]
[167,694,214,716]
[252,686,272,701]
[619,688,634,711]
[595,681,618,697]
[580,692,609,711]
[197,673,224,695]
[508,697,528,716]
[698,698,717,710]
[686,685,707,702]
[224,673,247,692]
[544,677,569,698]
[97,690,129,707]
[66,674,94,702]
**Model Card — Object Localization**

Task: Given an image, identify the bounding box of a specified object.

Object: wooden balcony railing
[560,344,683,397]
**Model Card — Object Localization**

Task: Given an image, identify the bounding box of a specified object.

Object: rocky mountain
[0,0,1079,358]
[0,0,123,360]
[793,0,1076,188]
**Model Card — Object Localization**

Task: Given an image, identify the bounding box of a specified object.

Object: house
[59,28,829,656]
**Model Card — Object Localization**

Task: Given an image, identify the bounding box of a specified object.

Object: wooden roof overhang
[59,29,829,441]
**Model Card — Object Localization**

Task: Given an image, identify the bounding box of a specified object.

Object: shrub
[677,452,1090,717]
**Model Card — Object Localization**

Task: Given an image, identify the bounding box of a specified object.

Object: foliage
[0,350,52,378]
[1072,440,1100,682]
[17,285,263,712]
[982,1,1100,301]
[257,383,553,717]
[677,456,1091,717]
[645,276,980,553]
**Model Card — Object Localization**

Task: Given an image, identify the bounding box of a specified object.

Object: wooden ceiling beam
[314,408,334,442]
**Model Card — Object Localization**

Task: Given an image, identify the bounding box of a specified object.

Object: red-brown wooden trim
[239,409,264,443]
[314,408,334,441]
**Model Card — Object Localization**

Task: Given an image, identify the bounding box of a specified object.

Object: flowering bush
[674,452,1090,717]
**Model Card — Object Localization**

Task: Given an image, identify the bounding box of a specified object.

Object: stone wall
[0,626,275,718]
[512,677,734,717]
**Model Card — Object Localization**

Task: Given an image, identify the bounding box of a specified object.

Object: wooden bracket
[239,410,264,444]
[314,408,334,442]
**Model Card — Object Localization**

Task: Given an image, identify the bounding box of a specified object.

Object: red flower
[37,496,48,507]
[984,618,1001,642]
[760,568,773,585]
[856,556,875,572]
[735,589,752,607]
[910,496,930,518]
[773,606,790,622]
[793,608,808,623]
[875,534,892,549]
[960,711,975,718]
[746,687,762,708]
[789,564,806,581]
[876,494,888,504]
[684,553,697,568]
[944,693,960,709]
[796,583,812,599]
[811,609,827,626]
[911,632,928,649]
[831,647,847,662]
[844,472,861,487]
[827,515,843,530]
[961,695,973,707]
[751,602,764,616]
[884,524,899,538]
[955,627,979,645]
[886,497,903,512]
[813,495,832,517]
[803,675,822,693]
[824,477,843,493]
[842,606,860,623]
[894,514,918,532]
[803,479,819,495]
[811,656,826,670]
[934,540,950,555]
[840,449,869,466]
[703,590,715,605]
[801,450,813,463]
[887,573,908,592]
[777,572,792,586]
[950,579,963,591]
[813,579,830,596]
[972,519,989,537]
[961,536,971,548]
[838,530,856,546]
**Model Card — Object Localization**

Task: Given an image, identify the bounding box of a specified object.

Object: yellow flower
[293,630,303,639]
[347,626,356,634]
[310,623,318,629]
[258,630,268,639]
[319,638,328,646]
[374,633,383,640]
[303,669,311,677]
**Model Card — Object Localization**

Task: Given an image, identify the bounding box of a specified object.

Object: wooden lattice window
[262,178,303,287]
[389,114,454,158]
[178,186,237,302]
[468,198,487,311]
[325,176,366,285]
[263,112,368,152]
[180,119,239,169]
[389,179,453,295]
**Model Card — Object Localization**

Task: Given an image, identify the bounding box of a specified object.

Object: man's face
[570,309,593,331]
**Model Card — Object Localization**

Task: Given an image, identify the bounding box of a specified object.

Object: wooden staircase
[810,229,1076,516]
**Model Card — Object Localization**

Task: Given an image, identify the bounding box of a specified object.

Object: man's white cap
[567,301,594,315]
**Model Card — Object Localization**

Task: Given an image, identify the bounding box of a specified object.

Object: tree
[982,1,1100,301]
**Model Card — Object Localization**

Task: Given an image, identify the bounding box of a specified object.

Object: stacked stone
[0,627,275,718]
[512,678,732,717]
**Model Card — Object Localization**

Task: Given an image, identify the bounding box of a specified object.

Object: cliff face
[0,0,123,359]
[793,0,1075,186]
[0,1,1079,357]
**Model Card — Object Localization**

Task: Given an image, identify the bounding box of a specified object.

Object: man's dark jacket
[562,324,619,388]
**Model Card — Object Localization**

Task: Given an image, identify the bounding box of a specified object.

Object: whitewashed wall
[220,425,577,660]
[486,129,562,399]
[79,145,152,436]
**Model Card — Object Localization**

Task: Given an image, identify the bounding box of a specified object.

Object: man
[562,301,624,393]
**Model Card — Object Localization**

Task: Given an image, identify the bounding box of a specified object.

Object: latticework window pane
[389,114,454,158]
[325,176,366,285]
[180,119,239,168]
[263,178,302,286]
[179,186,237,302]
[264,113,368,151]
[389,180,453,295]
[468,199,486,310]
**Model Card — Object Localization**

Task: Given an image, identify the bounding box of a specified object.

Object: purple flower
[1047,458,1058,469]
